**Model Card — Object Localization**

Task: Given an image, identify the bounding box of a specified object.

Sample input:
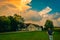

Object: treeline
[0,14,55,32]
[0,14,24,32]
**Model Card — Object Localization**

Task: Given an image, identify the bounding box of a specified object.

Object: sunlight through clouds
[0,0,32,12]
[0,0,60,27]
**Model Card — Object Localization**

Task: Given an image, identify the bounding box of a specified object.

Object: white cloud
[0,1,60,27]
[23,7,60,27]
[39,13,60,27]
[39,6,52,17]
[20,10,41,21]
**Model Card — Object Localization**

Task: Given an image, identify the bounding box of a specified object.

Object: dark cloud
[53,13,60,19]
[24,15,42,21]
[30,16,41,21]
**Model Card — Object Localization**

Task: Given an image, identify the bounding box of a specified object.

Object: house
[17,23,43,31]
[27,24,38,31]
[25,23,43,31]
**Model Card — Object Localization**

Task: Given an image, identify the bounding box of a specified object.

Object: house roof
[24,23,42,28]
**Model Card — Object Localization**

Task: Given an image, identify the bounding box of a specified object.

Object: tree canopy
[0,14,24,32]
[44,20,54,30]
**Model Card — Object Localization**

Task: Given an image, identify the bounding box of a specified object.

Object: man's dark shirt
[48,30,53,35]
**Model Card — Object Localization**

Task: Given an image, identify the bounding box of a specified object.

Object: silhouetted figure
[47,28,54,40]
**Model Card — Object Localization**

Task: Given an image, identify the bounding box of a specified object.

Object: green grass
[53,32,60,40]
[0,31,60,40]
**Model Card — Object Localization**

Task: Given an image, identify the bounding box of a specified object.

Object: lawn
[0,31,60,40]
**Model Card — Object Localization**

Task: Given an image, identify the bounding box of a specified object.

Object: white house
[27,24,42,31]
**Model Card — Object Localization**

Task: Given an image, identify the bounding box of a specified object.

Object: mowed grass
[0,31,60,40]
[53,31,60,40]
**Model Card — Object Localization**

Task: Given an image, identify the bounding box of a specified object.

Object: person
[47,28,54,40]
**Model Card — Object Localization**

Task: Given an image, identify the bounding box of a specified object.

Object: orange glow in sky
[0,0,32,12]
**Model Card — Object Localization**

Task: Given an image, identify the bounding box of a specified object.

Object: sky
[0,0,60,27]
[30,0,60,13]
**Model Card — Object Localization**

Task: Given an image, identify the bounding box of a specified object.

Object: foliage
[0,14,24,32]
[44,20,54,30]
[13,14,24,30]
[0,16,11,32]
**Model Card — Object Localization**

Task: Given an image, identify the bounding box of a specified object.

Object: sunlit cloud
[0,0,32,12]
[39,6,52,16]
[57,18,60,22]
[20,10,41,21]
[0,0,60,27]
[22,7,60,27]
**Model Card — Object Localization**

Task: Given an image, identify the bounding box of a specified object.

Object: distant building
[27,24,37,31]
[17,23,43,31]
[25,23,42,31]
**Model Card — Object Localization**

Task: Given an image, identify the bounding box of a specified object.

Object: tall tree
[14,14,24,30]
[8,16,16,31]
[8,14,24,31]
[44,20,54,30]
[0,16,11,32]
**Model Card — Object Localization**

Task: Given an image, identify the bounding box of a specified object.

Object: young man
[47,28,54,40]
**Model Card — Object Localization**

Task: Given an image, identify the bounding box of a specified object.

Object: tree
[8,14,24,31]
[13,14,24,30]
[14,14,24,23]
[8,15,19,31]
[8,16,16,31]
[0,14,24,32]
[44,20,54,30]
[0,16,11,32]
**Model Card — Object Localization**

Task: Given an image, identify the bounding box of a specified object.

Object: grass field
[0,31,60,40]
